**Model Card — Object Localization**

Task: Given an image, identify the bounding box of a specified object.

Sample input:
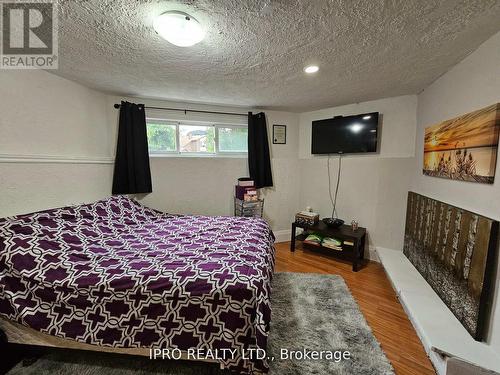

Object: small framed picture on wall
[273,124,286,144]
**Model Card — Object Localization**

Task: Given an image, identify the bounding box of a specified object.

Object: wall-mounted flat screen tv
[311,112,379,154]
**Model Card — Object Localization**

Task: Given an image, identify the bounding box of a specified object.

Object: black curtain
[112,101,152,194]
[248,112,273,188]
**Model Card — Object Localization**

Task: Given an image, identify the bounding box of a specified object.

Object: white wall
[0,70,112,217]
[410,31,500,352]
[106,96,300,235]
[298,95,418,252]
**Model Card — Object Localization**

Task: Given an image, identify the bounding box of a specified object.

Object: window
[218,127,248,153]
[179,125,215,153]
[147,122,176,152]
[146,119,247,156]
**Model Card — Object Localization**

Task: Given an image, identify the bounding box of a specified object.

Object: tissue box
[295,211,319,226]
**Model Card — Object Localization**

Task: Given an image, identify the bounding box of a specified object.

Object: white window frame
[146,117,248,158]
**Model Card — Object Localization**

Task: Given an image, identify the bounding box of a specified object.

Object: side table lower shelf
[290,221,367,272]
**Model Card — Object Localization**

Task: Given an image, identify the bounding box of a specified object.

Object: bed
[0,196,275,374]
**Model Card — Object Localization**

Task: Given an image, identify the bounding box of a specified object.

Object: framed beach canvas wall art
[423,103,500,184]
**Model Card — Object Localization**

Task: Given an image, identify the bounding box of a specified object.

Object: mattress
[0,196,275,374]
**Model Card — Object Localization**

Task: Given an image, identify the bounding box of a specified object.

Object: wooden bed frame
[0,316,220,367]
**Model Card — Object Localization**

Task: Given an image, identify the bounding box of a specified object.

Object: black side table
[290,221,367,272]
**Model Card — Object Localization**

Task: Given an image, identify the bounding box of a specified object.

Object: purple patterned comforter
[0,196,275,374]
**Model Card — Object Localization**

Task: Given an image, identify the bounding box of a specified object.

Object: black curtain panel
[112,101,152,194]
[248,112,273,188]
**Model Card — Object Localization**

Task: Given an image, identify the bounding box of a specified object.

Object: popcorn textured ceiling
[54,0,500,111]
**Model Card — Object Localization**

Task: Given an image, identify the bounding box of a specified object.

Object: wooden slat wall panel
[468,218,492,302]
[436,204,447,260]
[455,212,472,276]
[413,194,421,239]
[405,194,414,237]
[411,193,418,235]
[418,195,427,244]
[463,216,478,280]
[429,202,442,256]
[423,199,434,252]
[403,192,498,340]
[443,208,458,268]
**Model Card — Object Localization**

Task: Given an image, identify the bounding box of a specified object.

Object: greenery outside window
[147,122,177,153]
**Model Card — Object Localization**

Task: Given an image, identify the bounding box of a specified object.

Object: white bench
[377,247,500,375]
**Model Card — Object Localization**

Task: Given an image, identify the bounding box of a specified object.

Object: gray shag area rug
[7,272,393,375]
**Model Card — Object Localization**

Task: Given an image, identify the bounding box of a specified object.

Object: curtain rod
[113,103,248,117]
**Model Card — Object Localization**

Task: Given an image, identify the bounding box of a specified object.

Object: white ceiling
[55,0,500,112]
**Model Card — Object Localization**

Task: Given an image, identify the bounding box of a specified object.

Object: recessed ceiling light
[153,11,205,47]
[362,115,372,120]
[304,65,319,74]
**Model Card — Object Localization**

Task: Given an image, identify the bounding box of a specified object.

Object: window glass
[146,123,176,152]
[179,125,215,153]
[218,127,248,152]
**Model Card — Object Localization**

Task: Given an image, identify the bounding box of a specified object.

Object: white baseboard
[273,229,380,263]
[273,230,292,243]
[367,247,380,262]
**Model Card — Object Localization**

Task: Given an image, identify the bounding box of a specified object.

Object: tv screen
[311,112,379,154]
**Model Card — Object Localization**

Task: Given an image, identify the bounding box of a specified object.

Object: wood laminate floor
[274,241,436,375]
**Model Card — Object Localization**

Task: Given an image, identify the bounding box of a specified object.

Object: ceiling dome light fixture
[304,65,319,74]
[153,11,205,47]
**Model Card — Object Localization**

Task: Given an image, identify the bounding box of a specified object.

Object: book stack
[322,237,343,251]
[295,211,319,226]
[303,233,322,246]
[303,233,343,251]
[235,178,258,202]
